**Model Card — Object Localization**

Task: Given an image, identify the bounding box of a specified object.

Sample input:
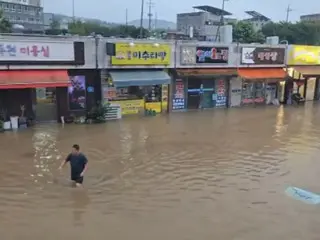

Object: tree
[0,10,11,33]
[262,21,320,45]
[232,21,265,43]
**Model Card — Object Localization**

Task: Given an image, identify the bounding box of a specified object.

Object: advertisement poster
[215,79,227,107]
[172,79,185,110]
[68,75,86,110]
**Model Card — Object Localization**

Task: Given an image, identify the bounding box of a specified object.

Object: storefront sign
[111,99,144,115]
[180,46,196,65]
[68,76,86,111]
[241,47,285,64]
[172,79,185,110]
[288,45,320,65]
[111,43,171,65]
[145,102,162,113]
[196,47,228,64]
[0,40,75,61]
[216,79,227,107]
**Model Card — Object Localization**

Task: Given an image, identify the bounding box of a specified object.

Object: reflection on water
[2,103,320,239]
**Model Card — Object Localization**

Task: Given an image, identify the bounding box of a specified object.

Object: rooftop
[193,5,232,16]
[244,11,270,21]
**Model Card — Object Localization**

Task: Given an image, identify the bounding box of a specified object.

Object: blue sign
[216,95,227,107]
[173,98,185,109]
[87,86,94,92]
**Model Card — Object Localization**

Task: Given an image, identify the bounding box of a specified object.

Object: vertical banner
[172,79,185,110]
[68,76,86,110]
[215,79,227,107]
[161,84,169,111]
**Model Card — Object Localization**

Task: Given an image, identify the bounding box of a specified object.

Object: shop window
[112,85,162,102]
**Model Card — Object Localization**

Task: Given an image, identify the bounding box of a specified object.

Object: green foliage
[45,19,148,38]
[262,21,320,45]
[0,10,11,33]
[86,102,110,123]
[232,21,265,43]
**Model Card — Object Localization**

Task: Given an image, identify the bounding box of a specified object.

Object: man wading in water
[59,144,88,187]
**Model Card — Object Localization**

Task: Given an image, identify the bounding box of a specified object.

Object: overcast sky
[43,0,319,23]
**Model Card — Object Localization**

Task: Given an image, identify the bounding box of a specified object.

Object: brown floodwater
[2,103,320,239]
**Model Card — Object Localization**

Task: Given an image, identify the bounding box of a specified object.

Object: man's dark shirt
[66,153,88,179]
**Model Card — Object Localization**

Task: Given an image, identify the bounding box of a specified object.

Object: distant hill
[128,19,176,30]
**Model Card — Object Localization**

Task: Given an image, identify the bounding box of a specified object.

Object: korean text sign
[288,45,320,65]
[111,43,171,65]
[0,41,75,61]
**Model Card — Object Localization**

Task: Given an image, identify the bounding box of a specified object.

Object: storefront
[286,45,320,102]
[0,38,87,125]
[239,46,286,105]
[174,45,233,110]
[104,42,171,116]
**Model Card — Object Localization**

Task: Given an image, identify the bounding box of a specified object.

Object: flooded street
[2,103,320,239]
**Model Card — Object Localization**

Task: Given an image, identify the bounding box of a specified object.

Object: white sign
[0,41,75,61]
[241,47,255,64]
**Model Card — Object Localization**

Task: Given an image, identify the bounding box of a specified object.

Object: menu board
[172,79,185,110]
[216,79,227,107]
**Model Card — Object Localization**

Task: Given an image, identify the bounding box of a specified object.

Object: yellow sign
[145,102,162,113]
[111,99,144,115]
[161,84,168,112]
[288,45,320,65]
[111,43,171,65]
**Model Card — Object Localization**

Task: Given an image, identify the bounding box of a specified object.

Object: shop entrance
[35,88,57,122]
[187,78,201,109]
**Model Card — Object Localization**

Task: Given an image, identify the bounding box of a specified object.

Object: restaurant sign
[111,43,171,65]
[288,45,320,65]
[196,47,229,64]
[241,47,285,65]
[0,40,75,62]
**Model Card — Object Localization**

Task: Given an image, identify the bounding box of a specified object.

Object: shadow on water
[2,103,320,239]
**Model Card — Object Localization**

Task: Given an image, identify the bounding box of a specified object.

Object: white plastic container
[3,121,11,130]
[10,116,19,129]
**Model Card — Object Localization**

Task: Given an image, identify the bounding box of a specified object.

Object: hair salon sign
[0,40,75,62]
[241,47,285,65]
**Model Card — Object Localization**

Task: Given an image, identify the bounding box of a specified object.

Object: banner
[288,45,320,65]
[111,43,171,65]
[111,99,144,115]
[241,47,285,64]
[172,79,185,110]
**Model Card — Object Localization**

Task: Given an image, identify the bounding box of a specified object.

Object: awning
[177,68,237,76]
[238,68,287,79]
[109,70,170,87]
[292,66,320,76]
[0,70,70,89]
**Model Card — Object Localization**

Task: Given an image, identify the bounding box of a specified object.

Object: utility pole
[72,0,75,22]
[154,12,157,30]
[286,4,292,22]
[147,0,154,32]
[139,0,144,38]
[125,8,128,26]
[215,0,228,42]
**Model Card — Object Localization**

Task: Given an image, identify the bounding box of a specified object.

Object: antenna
[286,4,293,22]
[147,0,155,32]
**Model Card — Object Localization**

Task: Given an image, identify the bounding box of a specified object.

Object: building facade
[300,13,320,22]
[0,0,44,33]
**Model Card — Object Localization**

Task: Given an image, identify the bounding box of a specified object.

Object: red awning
[0,70,70,89]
